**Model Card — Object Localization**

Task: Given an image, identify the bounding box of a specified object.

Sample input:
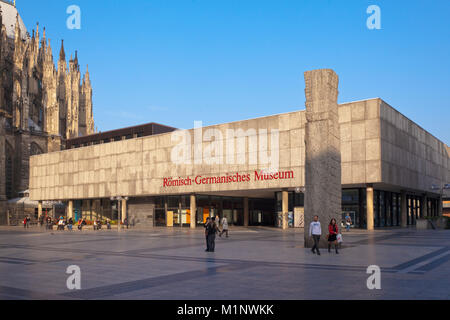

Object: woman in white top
[219,217,229,238]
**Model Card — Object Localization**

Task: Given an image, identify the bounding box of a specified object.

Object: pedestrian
[309,215,322,255]
[328,218,339,254]
[207,217,219,252]
[204,217,211,252]
[124,218,129,229]
[23,217,28,229]
[215,215,220,230]
[58,217,65,231]
[77,219,83,231]
[345,214,352,232]
[107,219,111,230]
[219,216,229,238]
[68,217,73,231]
[93,220,98,231]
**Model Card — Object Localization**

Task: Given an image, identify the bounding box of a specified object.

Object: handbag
[337,234,343,243]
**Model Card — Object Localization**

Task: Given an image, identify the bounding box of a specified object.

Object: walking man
[204,217,211,252]
[309,215,322,255]
[207,217,219,252]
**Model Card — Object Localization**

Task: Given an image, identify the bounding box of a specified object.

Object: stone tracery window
[30,142,44,156]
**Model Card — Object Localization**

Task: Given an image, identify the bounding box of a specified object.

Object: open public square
[0,226,449,300]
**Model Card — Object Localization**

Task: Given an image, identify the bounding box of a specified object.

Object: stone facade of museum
[28,95,450,230]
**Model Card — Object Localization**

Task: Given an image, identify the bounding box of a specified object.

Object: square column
[244,198,249,227]
[68,200,74,219]
[401,191,407,227]
[190,194,196,229]
[421,195,428,218]
[366,187,374,230]
[38,201,43,222]
[121,199,127,224]
[282,190,289,230]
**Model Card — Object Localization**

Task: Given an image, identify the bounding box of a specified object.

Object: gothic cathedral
[0,1,94,213]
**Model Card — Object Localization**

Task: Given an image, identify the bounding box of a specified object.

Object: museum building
[28,95,450,230]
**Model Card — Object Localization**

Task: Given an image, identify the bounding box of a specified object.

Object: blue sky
[17,0,450,143]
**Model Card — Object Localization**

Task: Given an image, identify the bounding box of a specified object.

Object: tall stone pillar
[421,195,427,218]
[366,187,374,230]
[401,191,407,227]
[282,190,289,230]
[190,194,196,229]
[243,197,249,227]
[68,201,74,219]
[304,69,341,248]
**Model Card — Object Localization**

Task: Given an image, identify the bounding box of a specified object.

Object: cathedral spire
[59,39,65,61]
[14,13,21,40]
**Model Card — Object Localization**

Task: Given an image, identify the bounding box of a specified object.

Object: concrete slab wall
[339,98,382,185]
[30,111,306,201]
[379,100,450,192]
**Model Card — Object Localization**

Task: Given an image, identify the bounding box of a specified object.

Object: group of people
[23,216,31,228]
[309,215,343,255]
[204,216,229,252]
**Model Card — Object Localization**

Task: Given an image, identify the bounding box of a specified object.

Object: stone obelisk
[304,69,342,248]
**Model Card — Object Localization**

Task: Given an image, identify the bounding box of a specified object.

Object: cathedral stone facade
[0,1,94,220]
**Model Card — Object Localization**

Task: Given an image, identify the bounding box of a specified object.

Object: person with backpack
[328,218,339,254]
[207,217,219,252]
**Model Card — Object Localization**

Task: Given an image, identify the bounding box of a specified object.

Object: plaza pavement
[0,226,449,300]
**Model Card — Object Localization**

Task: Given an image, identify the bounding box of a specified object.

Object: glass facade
[115,189,442,229]
[151,195,274,227]
[373,190,401,227]
[275,191,304,228]
[342,189,366,229]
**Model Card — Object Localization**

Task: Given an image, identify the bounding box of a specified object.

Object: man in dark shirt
[207,218,218,252]
[204,217,211,252]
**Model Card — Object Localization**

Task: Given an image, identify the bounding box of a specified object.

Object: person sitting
[58,217,65,231]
